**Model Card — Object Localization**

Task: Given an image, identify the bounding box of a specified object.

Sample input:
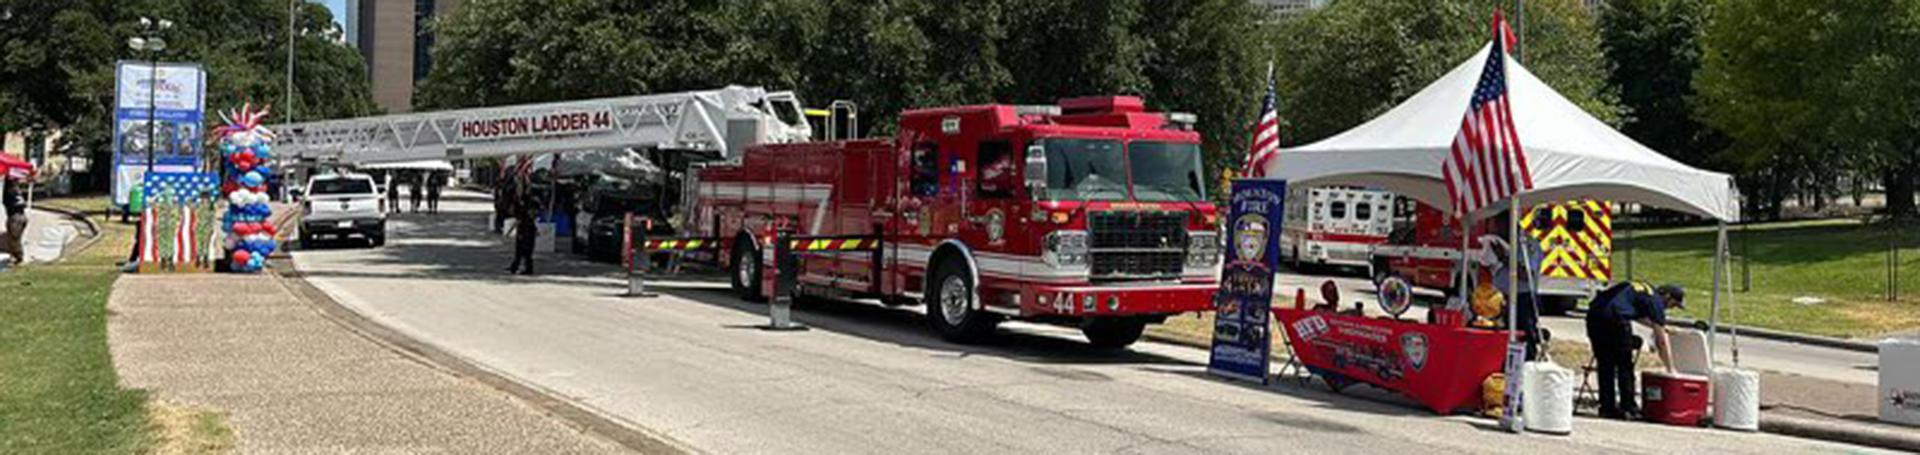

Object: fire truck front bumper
[1025,282,1217,317]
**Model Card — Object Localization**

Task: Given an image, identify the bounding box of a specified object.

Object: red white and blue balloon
[215,104,278,273]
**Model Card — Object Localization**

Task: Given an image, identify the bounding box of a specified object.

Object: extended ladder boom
[270,86,811,164]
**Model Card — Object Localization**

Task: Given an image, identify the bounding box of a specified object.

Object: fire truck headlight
[1044,230,1089,268]
[1187,231,1221,268]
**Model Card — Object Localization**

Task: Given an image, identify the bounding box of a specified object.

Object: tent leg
[1710,222,1726,365]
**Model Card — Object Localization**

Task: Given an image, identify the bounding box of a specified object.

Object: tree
[420,0,1266,175]
[1696,0,1920,219]
[0,0,377,191]
[1598,0,1721,168]
[1271,0,1619,147]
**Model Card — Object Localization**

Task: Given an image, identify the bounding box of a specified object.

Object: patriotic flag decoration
[173,205,197,265]
[1442,11,1533,217]
[1242,64,1281,178]
[139,206,159,264]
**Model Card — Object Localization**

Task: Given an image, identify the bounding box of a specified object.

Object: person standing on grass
[2,180,26,265]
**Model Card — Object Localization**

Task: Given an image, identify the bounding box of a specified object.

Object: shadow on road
[1144,367,1436,420]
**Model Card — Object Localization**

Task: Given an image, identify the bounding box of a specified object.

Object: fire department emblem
[1401,332,1430,371]
[1234,215,1268,262]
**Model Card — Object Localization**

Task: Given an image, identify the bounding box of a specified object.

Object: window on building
[1329,201,1347,219]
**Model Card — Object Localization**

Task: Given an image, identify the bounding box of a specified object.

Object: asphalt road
[291,196,1885,454]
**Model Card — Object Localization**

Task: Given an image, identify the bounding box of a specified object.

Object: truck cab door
[887,135,944,296]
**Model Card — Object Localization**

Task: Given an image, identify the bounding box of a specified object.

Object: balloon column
[215,104,278,273]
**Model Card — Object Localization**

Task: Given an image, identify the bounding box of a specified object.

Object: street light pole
[287,0,296,123]
[130,17,173,174]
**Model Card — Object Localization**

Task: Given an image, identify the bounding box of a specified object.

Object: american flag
[1442,11,1532,217]
[1242,63,1280,178]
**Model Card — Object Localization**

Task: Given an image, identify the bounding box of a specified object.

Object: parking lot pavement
[108,273,631,454]
[285,198,1891,454]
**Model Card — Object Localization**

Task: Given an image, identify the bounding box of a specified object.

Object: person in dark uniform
[3,180,27,265]
[491,180,511,234]
[386,174,402,213]
[1586,281,1685,420]
[506,189,539,275]
[408,174,425,213]
[426,172,443,214]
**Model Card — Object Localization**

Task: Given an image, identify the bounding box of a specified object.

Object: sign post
[766,232,806,331]
[1209,179,1287,384]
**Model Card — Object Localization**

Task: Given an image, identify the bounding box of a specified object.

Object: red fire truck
[687,96,1222,347]
[1369,200,1613,314]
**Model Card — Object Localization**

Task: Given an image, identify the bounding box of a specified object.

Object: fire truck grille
[1088,211,1188,279]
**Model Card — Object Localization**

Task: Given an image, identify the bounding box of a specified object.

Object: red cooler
[1641,371,1710,426]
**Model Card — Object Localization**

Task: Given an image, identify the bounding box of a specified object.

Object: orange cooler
[1641,371,1710,426]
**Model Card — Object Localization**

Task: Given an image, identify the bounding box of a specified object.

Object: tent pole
[1509,196,1520,349]
[1710,221,1726,365]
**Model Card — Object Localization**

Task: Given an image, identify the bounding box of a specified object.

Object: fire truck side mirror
[1024,144,1048,193]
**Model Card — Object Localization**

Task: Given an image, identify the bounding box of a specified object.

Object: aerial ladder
[270,86,815,165]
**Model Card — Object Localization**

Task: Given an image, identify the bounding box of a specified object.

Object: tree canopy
[1270,0,1619,147]
[1695,0,1920,218]
[419,0,1268,183]
[0,0,378,189]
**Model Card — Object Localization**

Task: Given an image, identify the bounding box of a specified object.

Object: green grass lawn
[1614,218,1920,338]
[0,197,154,454]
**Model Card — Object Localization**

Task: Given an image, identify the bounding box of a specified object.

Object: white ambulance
[1280,187,1395,271]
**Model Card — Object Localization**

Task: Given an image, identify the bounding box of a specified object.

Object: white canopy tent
[1263,44,1739,223]
[1261,43,1749,378]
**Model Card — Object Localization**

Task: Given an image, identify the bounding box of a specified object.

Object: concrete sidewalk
[108,273,630,453]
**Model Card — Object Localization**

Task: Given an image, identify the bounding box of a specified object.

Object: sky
[319,0,347,29]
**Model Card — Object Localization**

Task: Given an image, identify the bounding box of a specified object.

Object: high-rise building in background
[342,0,359,46]
[355,0,461,113]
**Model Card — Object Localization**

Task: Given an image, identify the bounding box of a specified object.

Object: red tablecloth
[1274,308,1511,414]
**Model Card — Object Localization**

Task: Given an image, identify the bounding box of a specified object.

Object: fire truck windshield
[1037,138,1207,202]
[1128,141,1205,202]
[1040,138,1130,201]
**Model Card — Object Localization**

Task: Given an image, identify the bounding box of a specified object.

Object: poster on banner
[1502,340,1528,428]
[111,61,207,206]
[1208,179,1286,384]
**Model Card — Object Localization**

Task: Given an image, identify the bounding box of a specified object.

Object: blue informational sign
[112,61,207,206]
[1208,179,1288,384]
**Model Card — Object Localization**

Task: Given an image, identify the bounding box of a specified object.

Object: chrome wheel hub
[939,275,970,325]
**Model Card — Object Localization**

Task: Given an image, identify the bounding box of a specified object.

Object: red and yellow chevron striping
[645,238,717,251]
[785,238,879,251]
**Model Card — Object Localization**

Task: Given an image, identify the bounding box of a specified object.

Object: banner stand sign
[112,61,207,207]
[1208,179,1287,384]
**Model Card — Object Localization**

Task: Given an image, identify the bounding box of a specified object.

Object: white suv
[301,173,386,246]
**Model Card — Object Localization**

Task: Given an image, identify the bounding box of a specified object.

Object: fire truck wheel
[927,258,998,342]
[1080,318,1147,349]
[731,239,766,302]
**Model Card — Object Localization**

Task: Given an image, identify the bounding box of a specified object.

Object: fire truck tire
[1080,318,1147,349]
[927,258,998,342]
[731,239,766,302]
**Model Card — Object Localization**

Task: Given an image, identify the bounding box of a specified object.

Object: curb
[31,206,104,263]
[1670,316,1880,354]
[34,205,101,238]
[1762,413,1920,453]
[268,257,695,455]
[1569,309,1880,353]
